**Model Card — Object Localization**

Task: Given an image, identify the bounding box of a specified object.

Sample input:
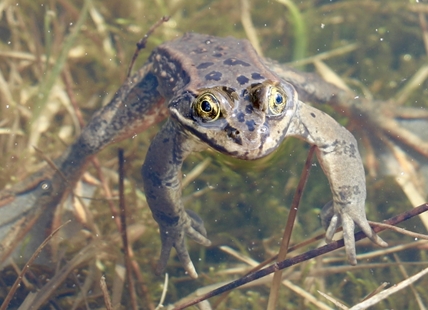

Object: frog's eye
[194,92,221,121]
[268,87,288,115]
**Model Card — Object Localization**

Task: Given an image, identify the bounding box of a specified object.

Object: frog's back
[151,33,278,98]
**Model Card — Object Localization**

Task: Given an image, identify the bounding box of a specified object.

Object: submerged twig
[173,203,428,309]
[240,0,262,56]
[362,282,389,301]
[276,0,307,61]
[29,0,91,149]
[286,43,358,67]
[317,290,348,310]
[349,265,428,310]
[394,64,428,106]
[369,221,428,240]
[0,220,71,310]
[100,275,114,310]
[267,146,315,309]
[392,254,427,309]
[127,16,170,78]
[118,149,138,310]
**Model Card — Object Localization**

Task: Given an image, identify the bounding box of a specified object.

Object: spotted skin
[0,33,387,277]
[142,33,387,278]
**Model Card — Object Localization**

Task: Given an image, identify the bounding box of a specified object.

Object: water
[0,0,427,308]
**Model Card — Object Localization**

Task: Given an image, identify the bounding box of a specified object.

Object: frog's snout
[224,124,242,145]
[224,118,269,150]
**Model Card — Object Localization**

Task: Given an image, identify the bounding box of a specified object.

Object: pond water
[0,0,427,309]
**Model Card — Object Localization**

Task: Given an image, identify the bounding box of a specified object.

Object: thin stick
[0,220,71,310]
[349,265,428,310]
[62,67,84,128]
[267,146,315,309]
[118,149,138,310]
[100,275,113,310]
[419,12,428,57]
[240,0,262,56]
[127,16,170,78]
[92,156,122,231]
[173,203,428,309]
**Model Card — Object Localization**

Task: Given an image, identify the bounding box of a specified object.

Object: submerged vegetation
[0,0,428,308]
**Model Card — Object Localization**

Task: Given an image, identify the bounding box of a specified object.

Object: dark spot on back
[251,72,264,80]
[245,104,253,114]
[246,119,256,131]
[224,58,250,67]
[213,52,223,57]
[197,62,214,69]
[237,75,250,85]
[237,112,245,122]
[310,112,316,118]
[205,71,222,81]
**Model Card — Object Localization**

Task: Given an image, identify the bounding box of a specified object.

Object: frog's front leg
[287,102,387,264]
[141,119,211,278]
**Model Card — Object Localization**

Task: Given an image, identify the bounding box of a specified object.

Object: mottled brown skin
[0,33,387,277]
[141,33,386,278]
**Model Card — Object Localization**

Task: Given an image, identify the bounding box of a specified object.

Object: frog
[140,33,387,278]
[0,33,387,278]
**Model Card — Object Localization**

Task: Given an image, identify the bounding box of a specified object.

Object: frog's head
[169,80,299,160]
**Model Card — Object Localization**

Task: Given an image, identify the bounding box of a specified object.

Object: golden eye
[268,86,288,115]
[194,92,221,121]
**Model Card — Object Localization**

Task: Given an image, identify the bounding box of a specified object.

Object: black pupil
[201,100,212,112]
[275,93,283,105]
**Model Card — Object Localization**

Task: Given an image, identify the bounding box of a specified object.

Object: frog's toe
[339,209,388,265]
[321,200,341,243]
[155,234,174,276]
[341,213,357,265]
[174,240,199,279]
[324,211,358,264]
[156,244,198,279]
[352,215,388,247]
[186,209,208,237]
[324,213,340,243]
[155,227,199,279]
[186,225,212,246]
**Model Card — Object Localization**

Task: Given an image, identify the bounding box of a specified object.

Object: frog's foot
[155,210,211,279]
[321,201,388,265]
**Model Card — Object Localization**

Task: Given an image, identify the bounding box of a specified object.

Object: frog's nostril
[229,129,239,138]
[225,125,242,145]
[258,125,268,134]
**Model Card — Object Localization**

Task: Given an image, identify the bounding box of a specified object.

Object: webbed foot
[321,201,388,264]
[155,210,211,279]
